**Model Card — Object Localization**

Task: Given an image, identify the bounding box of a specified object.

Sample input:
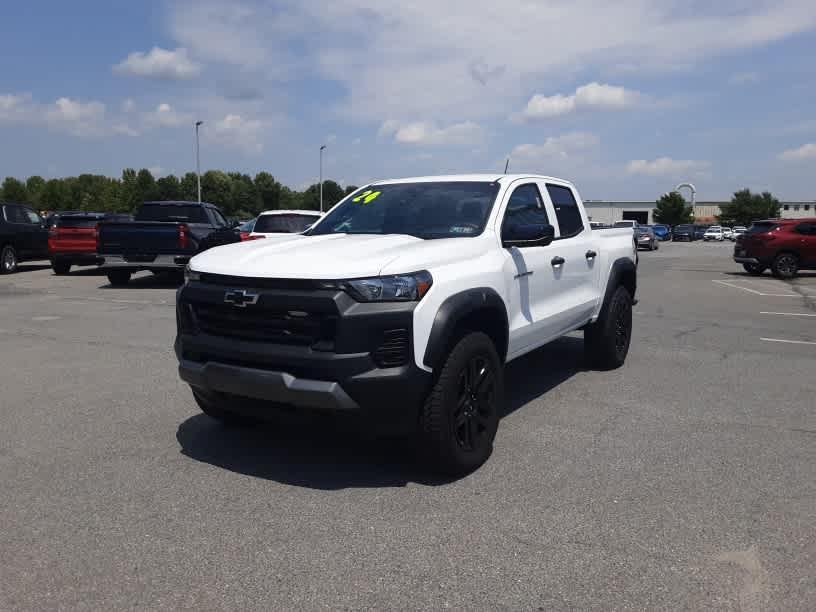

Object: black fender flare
[598,258,637,317]
[423,288,509,369]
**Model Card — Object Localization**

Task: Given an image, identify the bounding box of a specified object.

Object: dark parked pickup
[97,201,240,286]
[1,203,48,274]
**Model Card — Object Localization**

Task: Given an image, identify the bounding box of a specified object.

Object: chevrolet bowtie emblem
[223,289,260,308]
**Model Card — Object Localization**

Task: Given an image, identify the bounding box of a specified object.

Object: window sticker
[352,190,382,205]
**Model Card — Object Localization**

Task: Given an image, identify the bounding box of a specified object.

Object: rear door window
[746,222,778,234]
[795,223,816,236]
[546,184,584,238]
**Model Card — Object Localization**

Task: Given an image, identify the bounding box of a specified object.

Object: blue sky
[1,0,815,200]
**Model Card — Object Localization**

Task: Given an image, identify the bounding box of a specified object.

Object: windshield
[254,214,319,233]
[135,204,207,223]
[308,181,500,239]
[238,218,256,232]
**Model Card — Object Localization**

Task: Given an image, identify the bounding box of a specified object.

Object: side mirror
[502,223,555,248]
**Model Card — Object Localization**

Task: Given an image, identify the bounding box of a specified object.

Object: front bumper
[734,256,760,265]
[174,279,432,433]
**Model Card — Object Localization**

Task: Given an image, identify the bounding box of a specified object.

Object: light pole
[195,121,203,203]
[319,145,327,212]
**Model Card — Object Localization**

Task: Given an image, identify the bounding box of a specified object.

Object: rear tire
[106,270,131,286]
[1,244,18,274]
[585,285,633,370]
[771,253,798,279]
[420,332,503,477]
[742,263,765,276]
[193,389,260,426]
[52,261,71,275]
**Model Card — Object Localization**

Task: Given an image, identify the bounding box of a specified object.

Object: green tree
[228,172,258,216]
[26,176,46,208]
[156,175,181,200]
[179,172,199,201]
[302,180,345,211]
[1,177,28,203]
[254,172,282,211]
[39,179,70,211]
[200,170,232,211]
[136,168,158,202]
[717,189,781,227]
[343,185,359,196]
[653,191,693,226]
[120,168,141,211]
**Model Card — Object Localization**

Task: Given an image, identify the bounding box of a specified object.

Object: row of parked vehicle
[0,200,322,280]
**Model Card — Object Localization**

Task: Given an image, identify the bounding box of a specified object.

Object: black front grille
[189,301,335,346]
[372,329,410,368]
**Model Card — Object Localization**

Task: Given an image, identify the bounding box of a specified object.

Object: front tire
[420,332,503,476]
[771,253,798,279]
[742,263,765,276]
[106,270,131,286]
[585,285,633,370]
[1,244,18,274]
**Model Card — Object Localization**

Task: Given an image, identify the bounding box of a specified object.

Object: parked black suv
[1,203,49,273]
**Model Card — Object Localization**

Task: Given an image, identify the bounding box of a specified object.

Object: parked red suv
[48,212,130,274]
[734,218,816,279]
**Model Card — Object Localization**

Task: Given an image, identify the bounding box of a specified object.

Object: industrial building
[583,201,815,225]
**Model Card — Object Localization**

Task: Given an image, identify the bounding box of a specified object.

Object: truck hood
[189,233,486,279]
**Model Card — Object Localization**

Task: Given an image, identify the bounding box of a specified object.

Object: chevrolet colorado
[176,175,637,474]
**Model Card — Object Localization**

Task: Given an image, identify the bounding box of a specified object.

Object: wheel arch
[423,288,509,370]
[601,258,637,311]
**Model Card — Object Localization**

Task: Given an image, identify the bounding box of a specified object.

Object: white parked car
[703,226,725,241]
[248,210,323,239]
[731,226,747,240]
[722,227,734,240]
[179,174,637,475]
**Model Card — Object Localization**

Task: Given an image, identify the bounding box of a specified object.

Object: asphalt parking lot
[1,242,814,610]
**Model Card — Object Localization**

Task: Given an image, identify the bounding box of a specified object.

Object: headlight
[184,264,200,284]
[343,271,433,302]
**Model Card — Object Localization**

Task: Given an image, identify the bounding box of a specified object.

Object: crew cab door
[499,182,566,357]
[2,204,48,258]
[795,222,816,266]
[540,181,601,328]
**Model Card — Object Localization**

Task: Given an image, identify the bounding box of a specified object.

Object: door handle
[551,256,565,267]
[585,250,597,259]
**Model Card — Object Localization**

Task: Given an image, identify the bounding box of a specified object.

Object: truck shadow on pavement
[175,336,586,489]
[98,272,183,289]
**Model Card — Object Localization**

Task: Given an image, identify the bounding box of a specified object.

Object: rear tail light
[179,223,189,249]
[246,234,266,241]
[49,225,58,237]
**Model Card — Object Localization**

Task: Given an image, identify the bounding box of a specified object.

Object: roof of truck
[368,174,575,186]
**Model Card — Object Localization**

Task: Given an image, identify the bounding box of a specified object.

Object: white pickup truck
[176,174,637,474]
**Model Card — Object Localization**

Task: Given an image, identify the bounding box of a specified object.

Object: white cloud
[379,120,483,146]
[0,93,32,121]
[520,83,640,121]
[207,113,266,153]
[148,166,165,177]
[113,47,201,80]
[779,143,816,161]
[729,71,760,85]
[113,124,140,137]
[167,0,816,123]
[626,157,710,177]
[510,132,600,162]
[45,98,107,137]
[144,103,193,128]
